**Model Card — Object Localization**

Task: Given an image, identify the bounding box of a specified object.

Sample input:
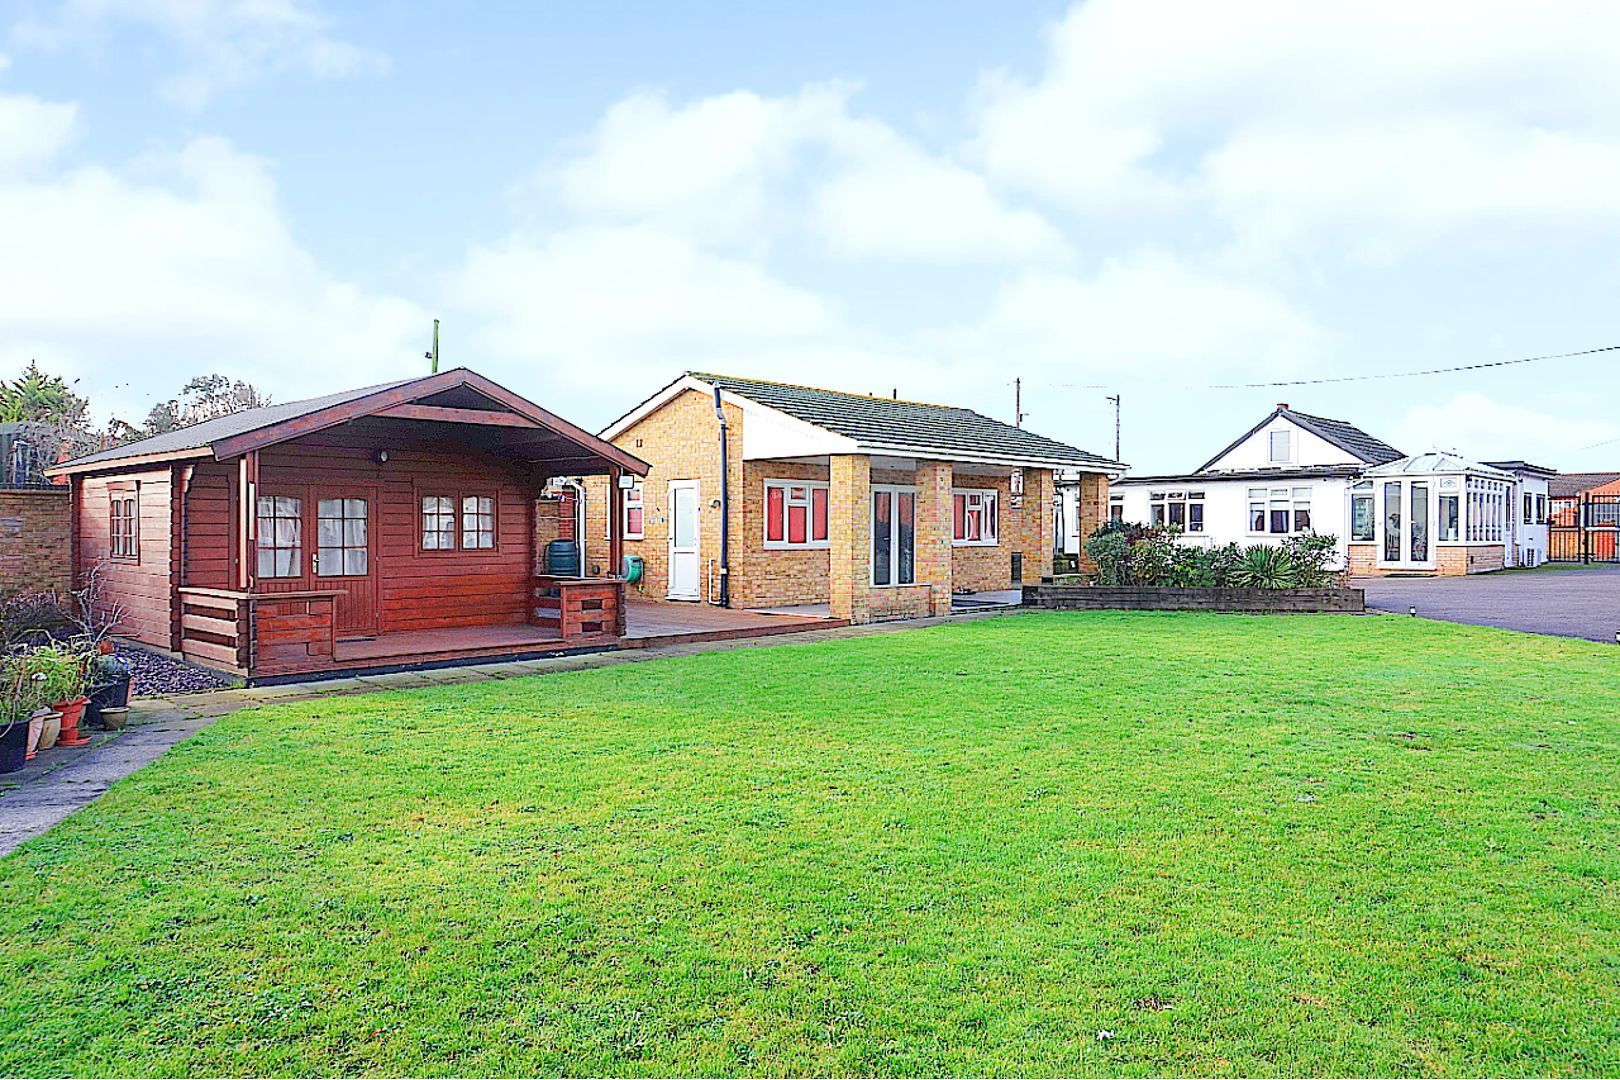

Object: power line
[1007,342,1619,393]
[1205,344,1620,389]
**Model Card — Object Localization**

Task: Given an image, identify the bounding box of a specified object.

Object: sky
[2,0,1619,474]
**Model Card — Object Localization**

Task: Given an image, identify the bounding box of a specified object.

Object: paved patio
[0,605,1013,856]
[1357,564,1620,642]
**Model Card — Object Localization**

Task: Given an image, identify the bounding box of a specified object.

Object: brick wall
[590,388,736,600]
[1076,472,1107,571]
[0,488,70,599]
[1348,542,1504,576]
[950,468,1057,591]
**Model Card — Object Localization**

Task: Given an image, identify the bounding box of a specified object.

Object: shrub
[1084,529,1132,586]
[1,590,72,647]
[1230,545,1298,589]
[1280,533,1340,588]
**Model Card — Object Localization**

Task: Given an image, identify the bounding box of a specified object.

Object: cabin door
[253,485,379,636]
[310,489,379,636]
[667,479,701,601]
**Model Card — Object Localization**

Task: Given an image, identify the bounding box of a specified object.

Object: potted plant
[85,653,133,727]
[29,643,91,748]
[1,661,50,773]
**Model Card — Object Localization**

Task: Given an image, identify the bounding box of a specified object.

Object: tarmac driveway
[1356,565,1620,643]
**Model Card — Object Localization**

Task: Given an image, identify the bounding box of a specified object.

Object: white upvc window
[1466,478,1507,542]
[764,479,829,549]
[1268,429,1292,463]
[622,482,644,540]
[1148,490,1205,532]
[871,484,917,586]
[1249,486,1311,534]
[952,488,999,546]
[1350,480,1375,542]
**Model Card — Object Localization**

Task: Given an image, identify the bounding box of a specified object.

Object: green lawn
[2,612,1617,1076]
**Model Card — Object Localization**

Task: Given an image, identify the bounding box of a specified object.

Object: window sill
[764,541,830,551]
[951,539,999,548]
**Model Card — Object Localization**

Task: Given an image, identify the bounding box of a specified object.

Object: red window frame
[418,489,499,553]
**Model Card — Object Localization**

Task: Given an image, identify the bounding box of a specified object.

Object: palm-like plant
[1231,545,1298,589]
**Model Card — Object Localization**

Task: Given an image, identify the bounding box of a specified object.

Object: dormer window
[1268,430,1291,463]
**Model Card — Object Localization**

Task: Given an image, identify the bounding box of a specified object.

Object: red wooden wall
[75,468,176,649]
[181,422,539,636]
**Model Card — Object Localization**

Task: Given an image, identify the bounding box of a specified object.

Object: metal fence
[1548,493,1620,563]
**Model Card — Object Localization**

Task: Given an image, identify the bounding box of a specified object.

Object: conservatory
[1347,453,1513,575]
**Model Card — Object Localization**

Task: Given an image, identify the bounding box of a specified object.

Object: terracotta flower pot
[36,710,61,751]
[54,697,91,748]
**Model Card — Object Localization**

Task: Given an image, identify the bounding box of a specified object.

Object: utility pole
[425,318,440,373]
[1105,394,1121,461]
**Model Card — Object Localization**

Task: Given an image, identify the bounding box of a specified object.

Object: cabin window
[1250,486,1311,534]
[256,496,302,578]
[622,483,644,540]
[422,496,457,550]
[1108,496,1124,523]
[764,480,829,549]
[1523,492,1533,525]
[421,493,496,551]
[872,486,916,586]
[952,489,999,545]
[461,496,496,550]
[1536,493,1546,523]
[109,488,138,560]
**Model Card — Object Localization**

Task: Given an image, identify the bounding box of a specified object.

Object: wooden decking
[623,601,840,647]
[308,600,840,677]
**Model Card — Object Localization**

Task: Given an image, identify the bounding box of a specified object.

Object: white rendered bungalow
[1349,452,1549,575]
[1092,406,1556,575]
[1105,404,1404,567]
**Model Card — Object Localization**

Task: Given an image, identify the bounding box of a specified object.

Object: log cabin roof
[51,368,649,477]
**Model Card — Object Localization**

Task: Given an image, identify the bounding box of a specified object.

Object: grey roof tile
[694,373,1118,468]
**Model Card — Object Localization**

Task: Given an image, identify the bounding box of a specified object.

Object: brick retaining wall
[1023,584,1365,612]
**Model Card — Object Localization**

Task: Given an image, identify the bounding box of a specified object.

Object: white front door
[667,479,701,600]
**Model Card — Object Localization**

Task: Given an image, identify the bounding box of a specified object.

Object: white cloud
[450,225,840,392]
[1395,392,1619,466]
[0,121,426,421]
[971,0,1620,258]
[931,250,1328,382]
[811,116,1068,263]
[10,0,386,107]
[0,91,76,176]
[549,83,1066,264]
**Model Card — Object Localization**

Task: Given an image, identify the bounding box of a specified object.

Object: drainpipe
[713,386,731,607]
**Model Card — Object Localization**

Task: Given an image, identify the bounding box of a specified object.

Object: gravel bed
[121,646,235,697]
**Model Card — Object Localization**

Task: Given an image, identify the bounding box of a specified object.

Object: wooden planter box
[1022,585,1365,613]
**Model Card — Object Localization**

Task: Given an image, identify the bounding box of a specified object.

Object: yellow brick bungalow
[578,374,1121,625]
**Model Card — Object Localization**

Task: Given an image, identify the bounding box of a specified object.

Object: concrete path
[0,609,1002,856]
[1357,564,1620,642]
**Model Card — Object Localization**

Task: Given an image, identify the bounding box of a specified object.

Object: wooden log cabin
[48,369,649,681]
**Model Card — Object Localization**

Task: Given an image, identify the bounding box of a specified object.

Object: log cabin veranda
[47,369,650,681]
